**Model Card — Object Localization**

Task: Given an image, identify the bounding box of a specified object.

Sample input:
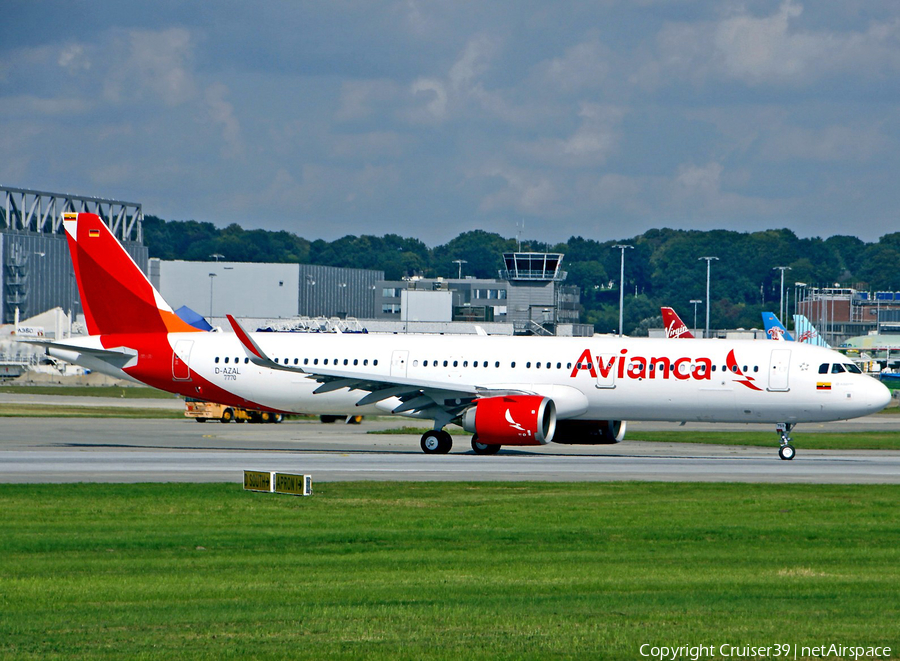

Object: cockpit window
[831,363,845,374]
[844,363,862,374]
[818,363,829,374]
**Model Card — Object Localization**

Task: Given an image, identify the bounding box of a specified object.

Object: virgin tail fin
[661,307,694,339]
[63,212,199,336]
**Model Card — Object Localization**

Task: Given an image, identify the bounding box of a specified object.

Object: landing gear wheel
[776,422,796,460]
[471,436,501,455]
[779,444,796,461]
[420,430,452,454]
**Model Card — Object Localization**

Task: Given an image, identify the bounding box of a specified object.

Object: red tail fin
[64,212,199,336]
[661,307,694,339]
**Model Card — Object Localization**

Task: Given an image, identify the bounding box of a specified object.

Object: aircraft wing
[227,315,521,425]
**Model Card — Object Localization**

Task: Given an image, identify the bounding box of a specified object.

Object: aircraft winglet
[226,314,303,373]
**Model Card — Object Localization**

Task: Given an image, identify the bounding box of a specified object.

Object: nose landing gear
[776,423,795,460]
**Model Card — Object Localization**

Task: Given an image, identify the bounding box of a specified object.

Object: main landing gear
[777,423,795,460]
[471,436,501,455]
[420,429,453,454]
[419,430,503,455]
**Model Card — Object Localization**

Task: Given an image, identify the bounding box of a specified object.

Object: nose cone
[867,378,893,413]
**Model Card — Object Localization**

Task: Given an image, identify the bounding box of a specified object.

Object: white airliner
[41,213,892,461]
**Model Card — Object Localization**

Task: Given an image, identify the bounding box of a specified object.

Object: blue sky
[2,1,899,245]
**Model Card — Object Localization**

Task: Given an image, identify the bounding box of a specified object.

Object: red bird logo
[726,349,762,391]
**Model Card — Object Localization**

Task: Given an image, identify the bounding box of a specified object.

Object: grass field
[0,385,175,399]
[1,482,897,660]
[0,404,183,418]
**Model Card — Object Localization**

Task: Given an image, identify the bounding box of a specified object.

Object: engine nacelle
[552,420,627,444]
[462,395,556,445]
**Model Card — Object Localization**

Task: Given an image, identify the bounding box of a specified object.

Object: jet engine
[462,395,556,445]
[552,419,627,444]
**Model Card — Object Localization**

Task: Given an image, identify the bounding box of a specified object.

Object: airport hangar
[6,184,900,344]
[1,185,590,339]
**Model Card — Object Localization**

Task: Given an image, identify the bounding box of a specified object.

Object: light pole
[690,299,702,336]
[452,259,467,279]
[699,257,718,338]
[773,266,791,323]
[305,275,316,317]
[208,273,217,320]
[338,282,347,319]
[613,245,633,336]
[794,282,806,325]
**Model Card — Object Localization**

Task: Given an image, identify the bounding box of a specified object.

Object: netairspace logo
[639,643,892,661]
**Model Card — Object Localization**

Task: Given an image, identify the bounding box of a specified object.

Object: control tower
[500,252,569,335]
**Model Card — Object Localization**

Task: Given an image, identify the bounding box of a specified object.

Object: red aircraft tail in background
[661,307,694,339]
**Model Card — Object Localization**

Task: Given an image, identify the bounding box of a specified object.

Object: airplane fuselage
[52,332,890,425]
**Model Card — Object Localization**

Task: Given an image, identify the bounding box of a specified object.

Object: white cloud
[328,131,405,161]
[647,1,900,87]
[514,103,625,167]
[477,165,559,216]
[536,37,611,92]
[204,83,242,158]
[408,77,448,120]
[336,79,401,121]
[57,44,91,73]
[407,35,501,122]
[103,28,197,106]
[760,123,886,162]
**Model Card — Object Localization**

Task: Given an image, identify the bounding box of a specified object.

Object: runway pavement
[2,410,899,484]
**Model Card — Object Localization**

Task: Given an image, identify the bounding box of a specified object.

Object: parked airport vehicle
[184,397,282,423]
[38,213,892,460]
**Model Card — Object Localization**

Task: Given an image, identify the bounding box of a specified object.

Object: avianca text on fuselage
[569,347,761,390]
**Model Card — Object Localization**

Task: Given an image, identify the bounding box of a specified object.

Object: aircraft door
[595,353,617,389]
[172,340,193,381]
[391,350,409,378]
[768,349,791,391]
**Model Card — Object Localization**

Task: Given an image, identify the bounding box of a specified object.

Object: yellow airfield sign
[243,471,312,496]
[243,470,273,493]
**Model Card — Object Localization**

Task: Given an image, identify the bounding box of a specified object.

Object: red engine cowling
[462,395,556,445]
